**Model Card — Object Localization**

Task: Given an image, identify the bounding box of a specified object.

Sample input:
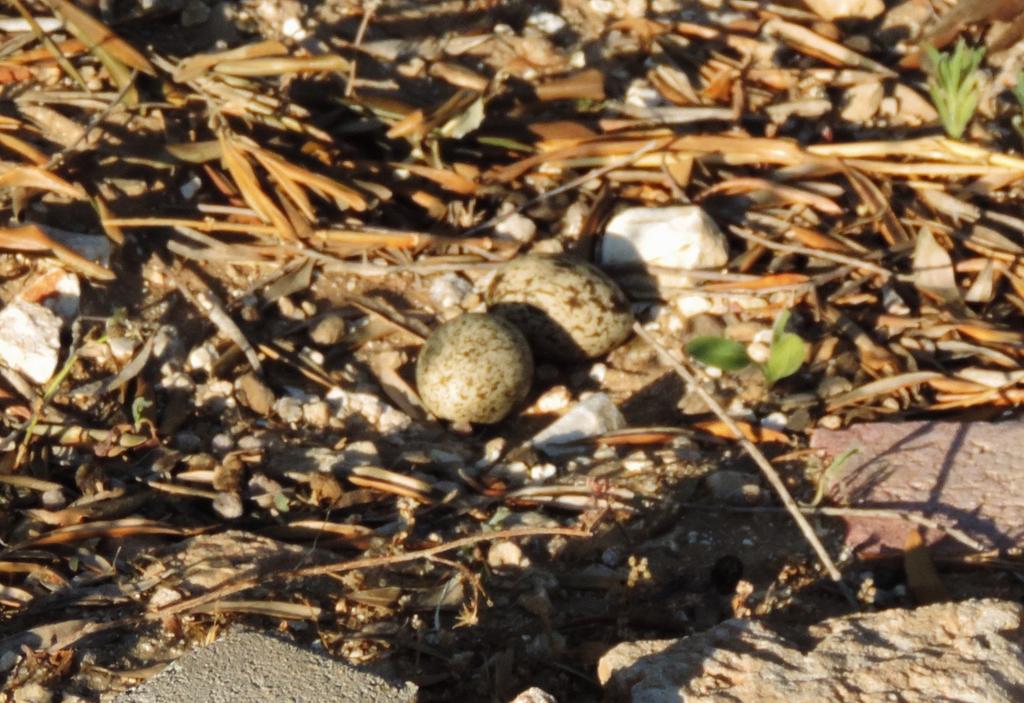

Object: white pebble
[211,433,234,454]
[535,385,572,414]
[746,341,771,364]
[526,11,567,34]
[494,213,536,243]
[0,299,61,384]
[760,411,788,430]
[275,396,303,423]
[187,343,216,374]
[528,463,557,481]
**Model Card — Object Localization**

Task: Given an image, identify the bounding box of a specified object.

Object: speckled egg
[416,313,534,424]
[487,255,633,362]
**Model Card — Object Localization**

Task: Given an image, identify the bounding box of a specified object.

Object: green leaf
[1013,71,1024,108]
[925,39,986,139]
[272,492,290,513]
[762,332,806,385]
[131,396,153,428]
[686,336,751,371]
[771,309,791,342]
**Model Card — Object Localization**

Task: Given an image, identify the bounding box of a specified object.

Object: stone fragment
[802,0,884,19]
[510,688,558,703]
[309,314,347,346]
[840,81,883,122]
[599,599,1024,703]
[600,206,728,282]
[0,299,62,384]
[530,393,626,455]
[487,540,530,570]
[811,420,1024,555]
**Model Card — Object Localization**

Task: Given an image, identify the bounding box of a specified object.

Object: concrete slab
[115,630,417,703]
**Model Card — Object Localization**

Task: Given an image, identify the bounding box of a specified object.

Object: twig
[729,225,892,279]
[465,138,667,237]
[159,254,263,373]
[47,68,139,170]
[632,322,857,605]
[148,526,590,618]
[344,0,379,97]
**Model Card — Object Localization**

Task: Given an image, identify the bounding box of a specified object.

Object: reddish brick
[810,420,1024,556]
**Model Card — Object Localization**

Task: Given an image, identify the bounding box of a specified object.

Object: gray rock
[599,599,1024,703]
[115,629,417,703]
[531,393,626,455]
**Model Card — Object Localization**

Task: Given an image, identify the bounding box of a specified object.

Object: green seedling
[1011,71,1024,140]
[685,310,808,386]
[925,39,986,140]
[807,447,859,508]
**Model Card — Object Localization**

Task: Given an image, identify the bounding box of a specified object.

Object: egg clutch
[415,255,633,425]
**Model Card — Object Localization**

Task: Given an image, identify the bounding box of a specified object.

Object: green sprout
[924,39,986,140]
[1011,71,1024,140]
[685,310,808,386]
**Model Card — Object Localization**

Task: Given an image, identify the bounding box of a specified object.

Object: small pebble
[487,541,530,570]
[303,400,331,428]
[309,314,347,346]
[275,396,303,424]
[235,372,275,416]
[213,492,244,519]
[187,343,217,374]
[211,432,234,454]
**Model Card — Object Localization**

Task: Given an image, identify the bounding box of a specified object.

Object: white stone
[526,11,566,35]
[673,294,712,318]
[487,540,530,570]
[0,299,62,384]
[802,0,884,20]
[601,206,728,283]
[494,212,536,242]
[428,273,472,309]
[531,393,626,455]
[746,341,770,364]
[625,79,664,108]
[282,16,306,40]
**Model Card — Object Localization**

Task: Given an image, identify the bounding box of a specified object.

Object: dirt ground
[2,0,1024,700]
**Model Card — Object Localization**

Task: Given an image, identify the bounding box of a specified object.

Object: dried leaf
[44,0,155,75]
[174,40,288,82]
[0,224,114,280]
[399,163,478,195]
[913,228,960,305]
[11,518,188,551]
[0,165,86,200]
[694,420,789,443]
[212,55,348,78]
[219,134,296,240]
[536,69,606,102]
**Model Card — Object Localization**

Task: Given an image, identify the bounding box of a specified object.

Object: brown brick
[810,420,1024,556]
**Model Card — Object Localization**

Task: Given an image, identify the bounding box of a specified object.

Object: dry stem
[632,322,856,605]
